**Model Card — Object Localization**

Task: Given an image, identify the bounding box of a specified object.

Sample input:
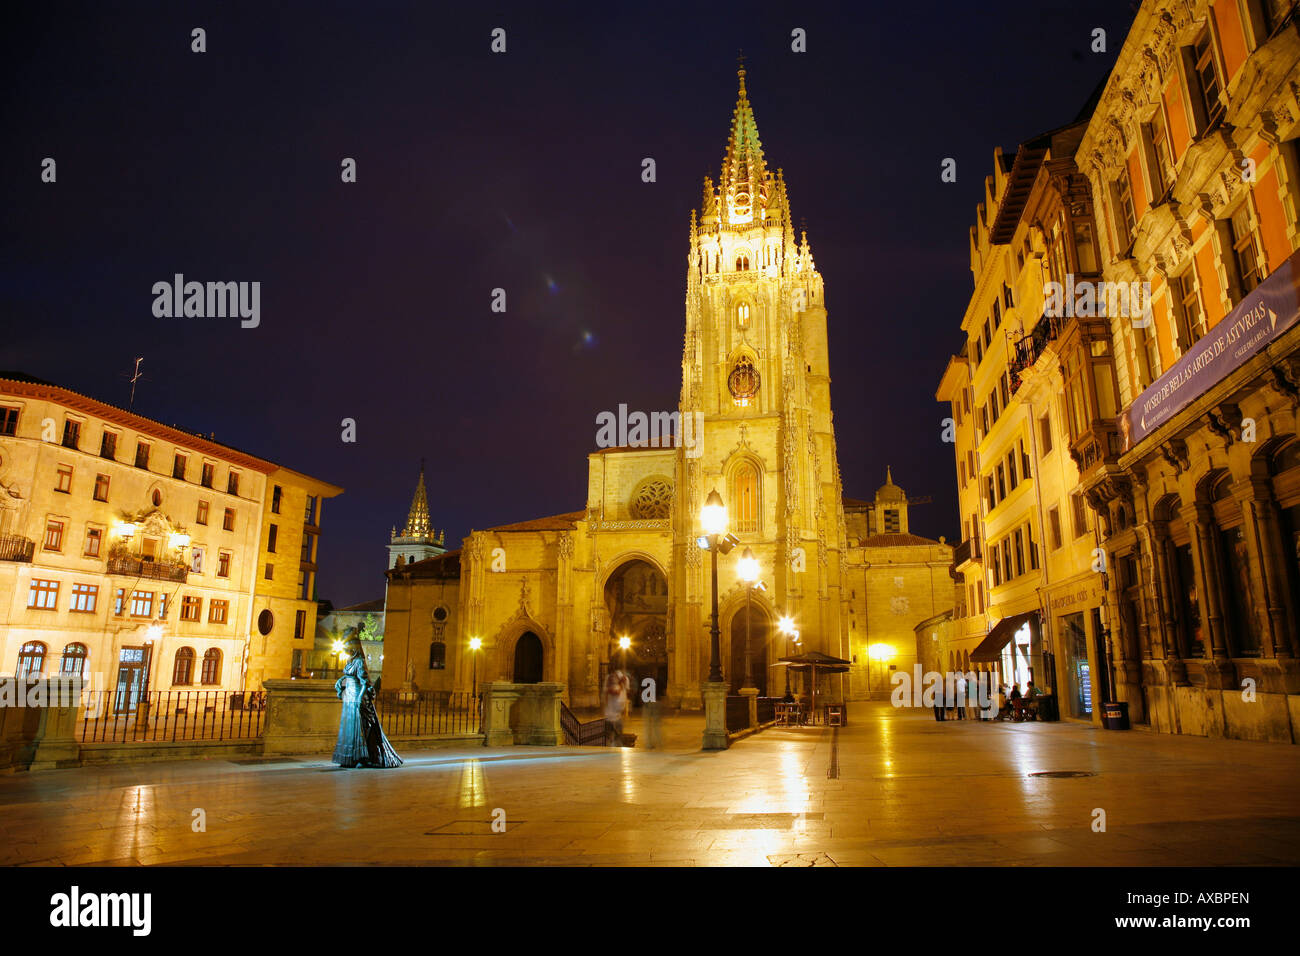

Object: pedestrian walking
[604,667,630,745]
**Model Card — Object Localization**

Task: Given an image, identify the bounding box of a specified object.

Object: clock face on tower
[728,356,760,406]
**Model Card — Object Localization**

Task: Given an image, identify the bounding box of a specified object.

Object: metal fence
[756,697,777,725]
[373,689,480,736]
[79,689,266,743]
[726,695,749,733]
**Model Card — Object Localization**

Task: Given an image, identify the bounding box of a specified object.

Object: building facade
[1076,0,1300,742]
[0,372,341,708]
[384,70,953,710]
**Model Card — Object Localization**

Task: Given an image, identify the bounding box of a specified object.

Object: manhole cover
[1028,770,1096,778]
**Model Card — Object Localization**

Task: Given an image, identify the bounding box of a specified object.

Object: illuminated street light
[698,489,728,683]
[469,637,482,697]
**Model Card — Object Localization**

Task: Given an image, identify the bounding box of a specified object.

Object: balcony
[1009,312,1065,394]
[1069,422,1123,479]
[107,555,189,583]
[0,534,35,563]
[954,537,981,573]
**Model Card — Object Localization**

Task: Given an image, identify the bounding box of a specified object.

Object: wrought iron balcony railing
[107,555,189,583]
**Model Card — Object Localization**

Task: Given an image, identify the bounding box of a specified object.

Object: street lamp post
[469,637,482,697]
[777,615,796,696]
[699,489,730,682]
[737,548,760,691]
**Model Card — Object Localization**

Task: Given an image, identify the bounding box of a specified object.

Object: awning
[970,611,1038,663]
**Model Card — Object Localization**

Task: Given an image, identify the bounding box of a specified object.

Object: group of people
[931,678,1047,722]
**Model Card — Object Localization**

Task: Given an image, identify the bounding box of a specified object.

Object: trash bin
[1102,701,1129,730]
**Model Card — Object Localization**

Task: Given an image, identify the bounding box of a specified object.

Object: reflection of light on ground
[110,785,154,859]
[619,747,636,801]
[457,760,486,808]
[727,742,811,818]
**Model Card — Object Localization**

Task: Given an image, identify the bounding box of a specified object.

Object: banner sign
[1120,247,1300,450]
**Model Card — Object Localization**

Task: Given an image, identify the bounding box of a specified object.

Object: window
[201,462,215,488]
[190,546,205,574]
[1013,528,1025,577]
[197,500,209,525]
[70,583,98,613]
[55,464,72,493]
[227,471,240,496]
[209,601,229,625]
[130,590,154,618]
[265,562,274,580]
[299,571,313,601]
[1149,108,1173,199]
[1115,167,1137,248]
[181,596,202,621]
[268,524,278,553]
[62,419,81,450]
[173,647,195,685]
[304,496,317,525]
[158,594,168,620]
[44,519,64,552]
[985,475,996,510]
[271,485,282,514]
[735,253,750,270]
[294,609,307,639]
[995,463,1006,501]
[92,473,110,502]
[60,643,88,677]
[1193,29,1225,130]
[100,431,117,459]
[990,545,1002,587]
[1049,507,1064,551]
[1006,450,1018,492]
[217,551,231,578]
[1139,317,1162,387]
[1020,439,1032,482]
[737,303,751,328]
[134,441,151,469]
[201,647,222,682]
[223,508,235,532]
[301,534,315,563]
[113,588,125,615]
[84,528,102,557]
[732,461,761,534]
[17,641,46,677]
[0,406,17,436]
[1027,522,1039,571]
[1002,539,1013,583]
[429,641,446,670]
[1072,493,1089,538]
[1230,204,1263,294]
[883,508,900,533]
[173,454,187,480]
[28,579,59,610]
[1172,270,1207,350]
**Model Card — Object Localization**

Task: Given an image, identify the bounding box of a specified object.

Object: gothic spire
[720,58,767,225]
[401,462,432,539]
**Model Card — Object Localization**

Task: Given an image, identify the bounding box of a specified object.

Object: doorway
[512,631,543,684]
[729,604,768,695]
[114,646,147,715]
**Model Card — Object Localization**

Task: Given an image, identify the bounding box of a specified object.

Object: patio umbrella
[775,651,851,722]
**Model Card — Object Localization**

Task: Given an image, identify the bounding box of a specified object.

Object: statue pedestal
[702,681,729,750]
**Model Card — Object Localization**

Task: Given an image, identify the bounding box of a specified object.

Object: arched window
[17,641,47,677]
[735,252,750,271]
[429,641,446,670]
[737,302,751,328]
[173,647,195,685]
[200,648,222,685]
[732,461,761,534]
[59,643,88,678]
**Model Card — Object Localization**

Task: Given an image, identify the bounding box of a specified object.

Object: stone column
[520,683,566,746]
[701,680,729,750]
[740,685,758,728]
[1148,522,1188,684]
[1237,475,1292,658]
[1185,502,1230,663]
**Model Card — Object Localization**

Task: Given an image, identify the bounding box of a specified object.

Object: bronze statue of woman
[333,631,403,768]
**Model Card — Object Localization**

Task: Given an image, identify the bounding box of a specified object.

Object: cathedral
[383,68,956,709]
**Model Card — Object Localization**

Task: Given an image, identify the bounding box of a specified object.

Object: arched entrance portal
[729,605,769,695]
[512,631,543,684]
[604,558,669,706]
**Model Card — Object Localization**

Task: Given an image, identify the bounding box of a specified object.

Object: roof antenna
[127,357,144,410]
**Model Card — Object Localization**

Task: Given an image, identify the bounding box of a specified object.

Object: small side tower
[387,462,446,569]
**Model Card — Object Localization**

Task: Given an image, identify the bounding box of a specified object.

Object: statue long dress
[333,652,403,768]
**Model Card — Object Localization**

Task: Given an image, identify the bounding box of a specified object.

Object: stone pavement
[1,702,1297,866]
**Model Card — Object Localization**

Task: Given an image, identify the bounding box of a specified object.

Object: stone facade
[0,372,341,701]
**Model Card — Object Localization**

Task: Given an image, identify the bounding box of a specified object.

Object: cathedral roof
[861,532,944,549]
[481,510,586,533]
[386,549,461,580]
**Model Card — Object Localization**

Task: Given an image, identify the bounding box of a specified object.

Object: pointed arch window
[735,252,750,271]
[732,461,761,534]
[737,302,751,328]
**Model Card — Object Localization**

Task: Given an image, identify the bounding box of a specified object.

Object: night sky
[2,1,1138,607]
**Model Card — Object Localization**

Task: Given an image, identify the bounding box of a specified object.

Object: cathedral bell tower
[670,64,849,703]
[388,462,446,570]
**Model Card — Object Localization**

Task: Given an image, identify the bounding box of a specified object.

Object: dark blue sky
[1,1,1137,606]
